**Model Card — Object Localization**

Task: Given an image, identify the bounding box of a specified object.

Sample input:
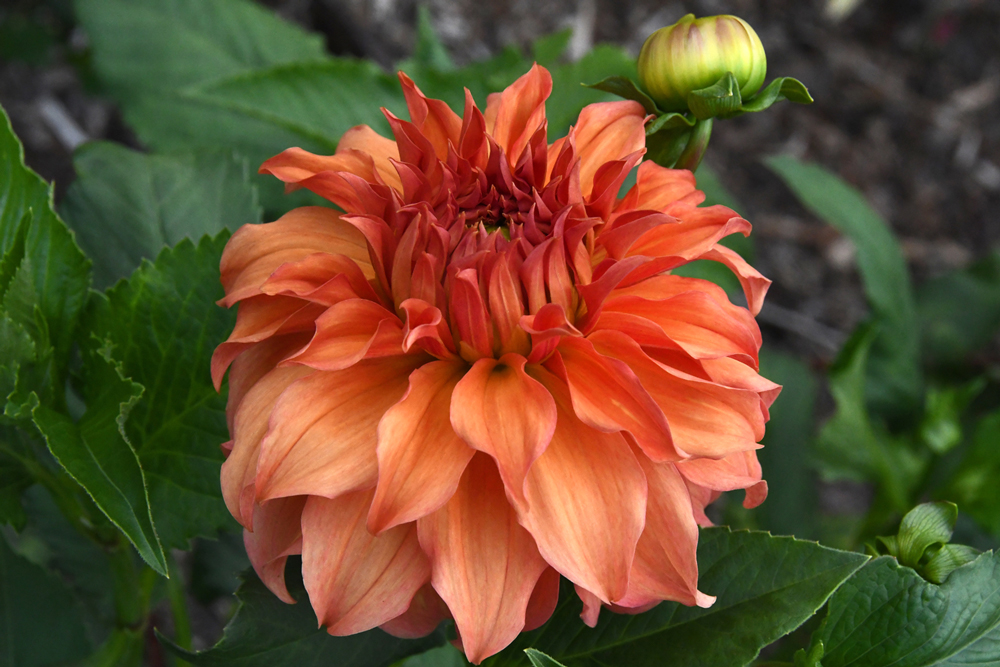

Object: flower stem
[674,118,713,172]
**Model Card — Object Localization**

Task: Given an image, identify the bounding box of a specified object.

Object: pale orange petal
[555,336,683,462]
[520,366,646,604]
[283,299,405,370]
[490,64,552,166]
[698,244,772,316]
[338,125,402,191]
[255,356,423,502]
[220,207,373,307]
[449,354,556,507]
[418,454,548,664]
[221,365,312,528]
[617,455,714,609]
[571,100,647,198]
[244,496,306,604]
[616,161,698,216]
[677,450,769,509]
[368,360,475,533]
[523,567,560,632]
[302,491,430,635]
[380,583,451,638]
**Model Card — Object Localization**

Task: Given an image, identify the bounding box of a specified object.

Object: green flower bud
[638,14,767,112]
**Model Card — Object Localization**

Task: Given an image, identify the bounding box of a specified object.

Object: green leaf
[524,649,566,667]
[814,552,1000,666]
[919,379,986,455]
[945,411,1000,540]
[397,6,454,73]
[0,531,92,666]
[752,349,819,538]
[895,502,958,566]
[687,72,743,120]
[32,347,168,575]
[162,563,446,666]
[190,532,251,604]
[765,155,921,416]
[918,251,1000,366]
[922,543,980,585]
[76,0,326,100]
[486,528,868,667]
[740,78,814,114]
[185,59,406,152]
[816,325,925,511]
[545,46,639,138]
[584,75,658,115]
[399,644,467,667]
[532,30,572,66]
[0,451,29,530]
[0,104,91,372]
[81,233,237,550]
[61,142,262,289]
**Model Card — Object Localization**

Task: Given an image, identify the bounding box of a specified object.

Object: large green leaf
[0,104,91,372]
[185,59,406,151]
[945,411,1000,540]
[81,234,237,550]
[764,156,921,416]
[814,552,1000,666]
[163,563,446,667]
[75,0,325,100]
[486,528,868,667]
[816,325,925,512]
[0,532,92,666]
[61,142,261,289]
[32,348,167,575]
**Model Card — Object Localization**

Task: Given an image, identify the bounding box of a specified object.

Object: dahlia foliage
[213,64,779,663]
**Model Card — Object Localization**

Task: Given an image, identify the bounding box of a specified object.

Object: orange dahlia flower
[212,64,779,663]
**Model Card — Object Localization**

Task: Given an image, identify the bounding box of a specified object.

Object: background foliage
[1,0,1000,665]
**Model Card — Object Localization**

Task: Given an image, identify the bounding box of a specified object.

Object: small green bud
[638,14,767,112]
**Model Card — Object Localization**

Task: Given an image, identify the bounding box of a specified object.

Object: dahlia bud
[638,14,767,112]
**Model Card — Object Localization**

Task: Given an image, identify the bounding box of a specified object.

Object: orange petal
[677,450,769,509]
[244,496,306,604]
[260,252,381,306]
[520,366,647,604]
[418,454,548,664]
[399,73,463,162]
[283,299,405,371]
[368,360,474,533]
[570,100,647,198]
[301,491,430,635]
[523,567,561,632]
[490,64,552,167]
[255,356,423,502]
[338,125,402,191]
[221,365,312,528]
[380,583,451,638]
[449,354,556,507]
[616,161,698,215]
[220,207,373,307]
[622,206,750,263]
[589,330,764,458]
[697,244,772,316]
[555,336,682,462]
[224,331,313,432]
[617,455,714,609]
[260,146,377,184]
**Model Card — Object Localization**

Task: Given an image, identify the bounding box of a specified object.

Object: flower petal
[418,454,548,664]
[338,125,402,191]
[571,100,647,198]
[677,450,769,509]
[523,567,560,631]
[520,366,647,604]
[697,244,772,316]
[616,455,714,609]
[555,336,682,462]
[244,496,306,604]
[283,299,405,371]
[380,583,451,639]
[489,64,552,166]
[255,356,424,502]
[220,207,373,307]
[302,491,430,635]
[368,360,475,533]
[221,365,312,528]
[449,354,556,507]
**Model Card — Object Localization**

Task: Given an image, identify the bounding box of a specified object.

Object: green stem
[673,118,713,172]
[108,539,144,629]
[166,553,192,666]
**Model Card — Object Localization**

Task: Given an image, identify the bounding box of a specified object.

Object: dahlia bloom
[212,64,779,663]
